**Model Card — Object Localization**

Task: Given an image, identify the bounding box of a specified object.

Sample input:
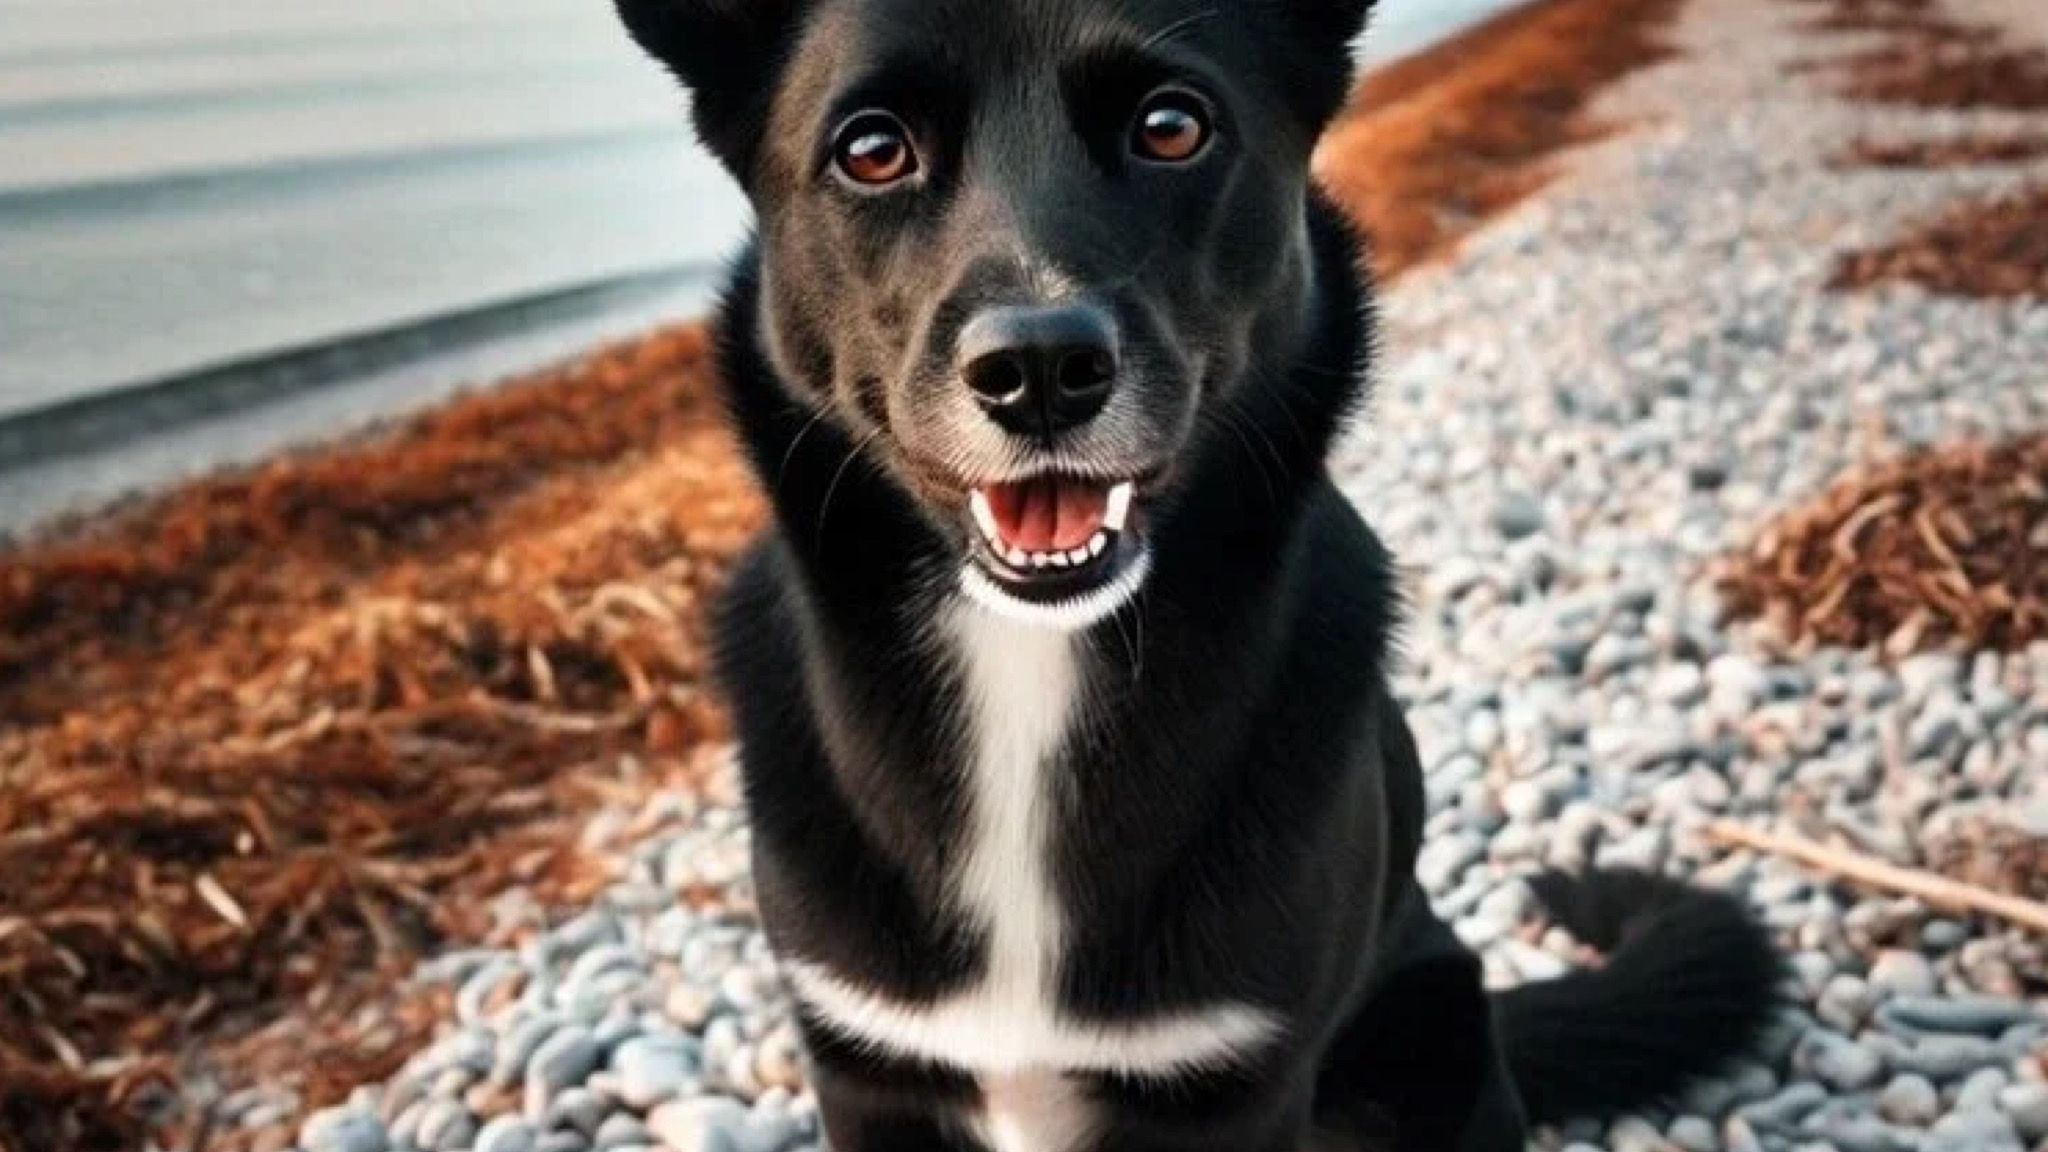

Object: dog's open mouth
[963,475,1146,607]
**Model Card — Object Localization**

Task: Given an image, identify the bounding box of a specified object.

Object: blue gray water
[0,0,1519,533]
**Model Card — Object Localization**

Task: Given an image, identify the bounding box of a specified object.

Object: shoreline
[6,0,2047,1149]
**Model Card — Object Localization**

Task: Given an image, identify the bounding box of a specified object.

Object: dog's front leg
[799,1017,982,1151]
[815,1079,970,1152]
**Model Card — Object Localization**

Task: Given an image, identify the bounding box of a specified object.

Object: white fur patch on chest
[783,602,1282,1091]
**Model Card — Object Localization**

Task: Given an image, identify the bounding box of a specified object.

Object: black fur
[613,0,1786,1147]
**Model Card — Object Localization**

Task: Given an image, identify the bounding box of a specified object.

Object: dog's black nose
[958,305,1117,438]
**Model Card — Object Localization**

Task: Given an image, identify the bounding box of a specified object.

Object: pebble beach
[18,0,2048,1149]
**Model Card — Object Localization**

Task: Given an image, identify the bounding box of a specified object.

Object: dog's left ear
[614,0,812,178]
[1279,0,1377,45]
[1262,0,1377,127]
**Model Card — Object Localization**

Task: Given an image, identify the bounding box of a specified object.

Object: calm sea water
[0,0,1520,531]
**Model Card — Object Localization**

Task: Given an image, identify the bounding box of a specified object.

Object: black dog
[613,1,1784,1148]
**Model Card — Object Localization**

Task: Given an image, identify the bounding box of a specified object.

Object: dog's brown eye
[1132,90,1212,163]
[834,112,918,186]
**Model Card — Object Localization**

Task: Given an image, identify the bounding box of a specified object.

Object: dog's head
[619,0,1373,628]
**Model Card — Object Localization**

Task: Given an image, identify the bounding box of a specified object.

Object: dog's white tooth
[1049,551,1071,568]
[1104,482,1134,532]
[1030,552,1051,569]
[1088,532,1109,558]
[1007,546,1031,568]
[1068,547,1091,565]
[969,490,1001,544]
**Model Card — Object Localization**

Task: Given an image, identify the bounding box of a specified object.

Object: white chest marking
[974,1072,1099,1152]
[784,601,1282,1128]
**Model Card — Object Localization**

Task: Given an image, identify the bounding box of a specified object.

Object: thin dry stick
[1705,820,2048,935]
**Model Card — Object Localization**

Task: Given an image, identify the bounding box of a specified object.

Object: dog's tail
[1492,868,1787,1127]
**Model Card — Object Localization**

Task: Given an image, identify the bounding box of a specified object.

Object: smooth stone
[1996,1082,2048,1142]
[1607,1115,1666,1152]
[1740,1082,1828,1128]
[414,1100,478,1152]
[649,1098,751,1152]
[593,1115,652,1150]
[1667,1115,1718,1152]
[541,1087,609,1137]
[1879,996,2041,1039]
[493,1014,568,1087]
[417,1029,497,1081]
[1876,1074,1940,1126]
[564,944,644,991]
[1492,493,1545,539]
[476,1117,538,1152]
[1925,1109,2022,1152]
[1651,662,1708,706]
[1800,1032,1885,1091]
[1501,777,1559,824]
[754,1029,807,1094]
[1790,952,1835,996]
[527,1025,603,1096]
[1897,653,1961,701]
[1817,974,1877,1031]
[545,911,624,957]
[1955,1068,2011,1114]
[301,1108,389,1152]
[612,1035,704,1110]
[1815,1115,1920,1152]
[457,959,526,1024]
[536,1135,591,1152]
[1866,951,1937,998]
[1415,833,1486,893]
[1887,1035,2003,1082]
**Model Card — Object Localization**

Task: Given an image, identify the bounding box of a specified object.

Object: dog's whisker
[815,427,883,550]
[1139,8,1220,51]
[1202,404,1282,515]
[775,402,833,501]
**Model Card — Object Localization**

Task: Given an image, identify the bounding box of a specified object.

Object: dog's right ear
[614,0,810,178]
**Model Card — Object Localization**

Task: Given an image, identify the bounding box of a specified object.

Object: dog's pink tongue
[986,479,1108,552]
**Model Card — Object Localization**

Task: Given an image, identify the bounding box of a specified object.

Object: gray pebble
[649,1097,751,1152]
[493,1014,567,1088]
[593,1115,652,1150]
[1876,1074,1940,1127]
[1925,1109,2023,1152]
[1666,1115,1718,1152]
[1492,493,1545,539]
[1954,1067,2011,1114]
[1415,832,1485,893]
[457,958,525,1024]
[476,1116,539,1152]
[414,1100,478,1152]
[1897,654,1961,702]
[1607,1115,1667,1152]
[541,1087,609,1137]
[1813,1115,1920,1152]
[1885,1035,2003,1082]
[1879,997,2041,1039]
[528,1025,603,1097]
[301,1107,388,1152]
[545,911,624,958]
[1741,1082,1828,1128]
[536,1135,591,1152]
[1817,975,1876,1031]
[612,1035,703,1111]
[1799,1031,1885,1092]
[1652,662,1708,707]
[1995,1082,2048,1142]
[1865,951,1935,999]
